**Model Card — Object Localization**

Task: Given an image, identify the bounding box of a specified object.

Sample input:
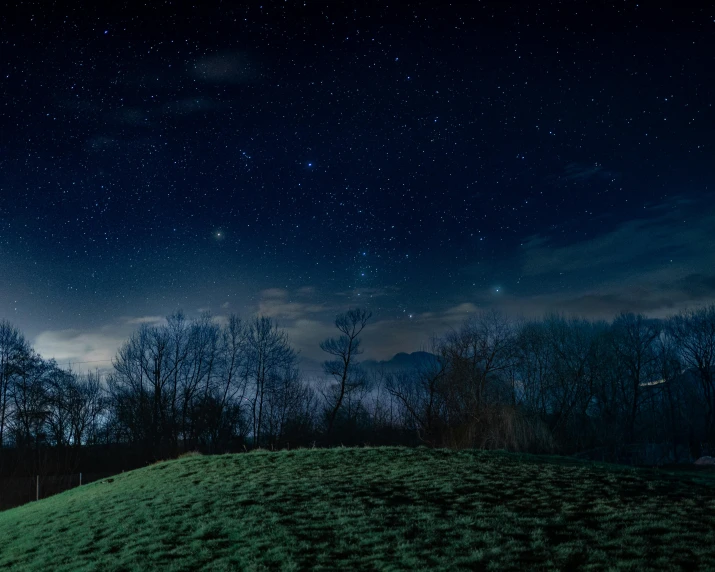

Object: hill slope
[1,447,714,571]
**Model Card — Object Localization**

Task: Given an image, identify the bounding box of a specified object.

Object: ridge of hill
[1,447,714,570]
[361,351,438,371]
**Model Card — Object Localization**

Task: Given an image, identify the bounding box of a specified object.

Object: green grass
[1,447,714,571]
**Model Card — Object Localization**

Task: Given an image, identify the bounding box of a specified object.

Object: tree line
[1,304,714,481]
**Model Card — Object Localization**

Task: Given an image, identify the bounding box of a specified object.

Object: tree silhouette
[320,308,371,438]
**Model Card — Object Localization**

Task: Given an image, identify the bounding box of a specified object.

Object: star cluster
[1,1,713,364]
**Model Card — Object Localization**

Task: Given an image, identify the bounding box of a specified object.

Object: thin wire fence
[0,472,117,511]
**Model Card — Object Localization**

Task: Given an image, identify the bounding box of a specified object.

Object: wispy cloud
[551,162,619,185]
[521,197,714,278]
[444,302,478,317]
[123,315,166,325]
[335,286,399,299]
[189,51,260,84]
[33,329,124,372]
[34,315,170,372]
[509,195,715,318]
[33,192,715,380]
[110,106,151,127]
[257,288,327,321]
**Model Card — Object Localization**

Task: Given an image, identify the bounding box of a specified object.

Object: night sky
[1,1,713,372]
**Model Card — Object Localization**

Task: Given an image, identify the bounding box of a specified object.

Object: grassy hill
[1,447,714,571]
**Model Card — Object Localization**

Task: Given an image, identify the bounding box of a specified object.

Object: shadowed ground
[0,447,714,570]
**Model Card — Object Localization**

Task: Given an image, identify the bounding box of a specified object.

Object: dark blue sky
[1,0,713,370]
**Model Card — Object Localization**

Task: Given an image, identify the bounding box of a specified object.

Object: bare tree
[653,329,685,460]
[107,330,151,446]
[364,368,405,442]
[539,315,603,445]
[667,305,715,446]
[386,338,447,446]
[165,311,192,451]
[201,314,249,449]
[179,313,221,450]
[586,326,624,448]
[514,321,557,419]
[320,308,371,438]
[44,365,76,447]
[108,323,179,457]
[263,366,315,448]
[245,316,297,448]
[10,351,50,449]
[108,312,290,454]
[438,310,517,447]
[68,371,106,446]
[0,320,30,448]
[609,313,661,443]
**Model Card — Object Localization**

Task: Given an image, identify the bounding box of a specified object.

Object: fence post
[79,472,82,486]
[36,476,39,501]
